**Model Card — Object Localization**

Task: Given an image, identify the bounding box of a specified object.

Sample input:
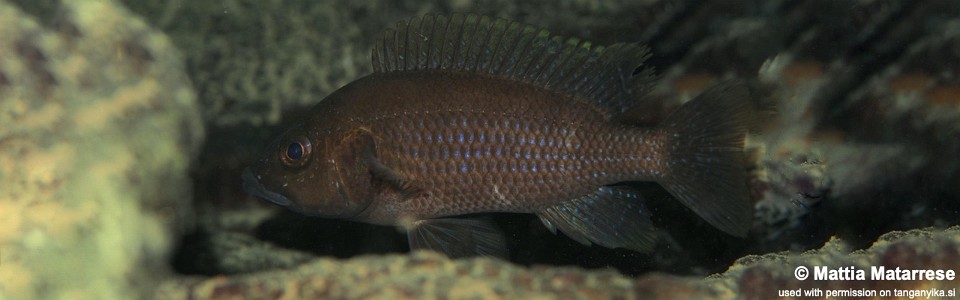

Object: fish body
[315,71,662,221]
[243,14,752,257]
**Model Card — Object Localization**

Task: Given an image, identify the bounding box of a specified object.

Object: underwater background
[1,0,958,298]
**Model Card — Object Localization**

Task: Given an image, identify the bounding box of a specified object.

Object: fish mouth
[242,168,291,206]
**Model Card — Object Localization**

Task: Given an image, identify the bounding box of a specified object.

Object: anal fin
[537,186,657,253]
[407,217,508,259]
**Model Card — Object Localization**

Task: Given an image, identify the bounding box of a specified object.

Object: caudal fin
[658,82,753,237]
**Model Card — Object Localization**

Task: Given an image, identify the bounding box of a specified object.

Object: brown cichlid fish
[243,14,753,258]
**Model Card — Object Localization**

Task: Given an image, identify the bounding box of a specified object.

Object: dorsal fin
[371,14,657,120]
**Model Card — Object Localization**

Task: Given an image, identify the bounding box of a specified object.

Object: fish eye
[280,136,312,166]
[286,142,303,160]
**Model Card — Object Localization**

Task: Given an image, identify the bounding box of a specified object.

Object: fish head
[243,122,376,219]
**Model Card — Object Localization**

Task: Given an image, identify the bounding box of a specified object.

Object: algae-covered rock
[0,0,203,299]
[154,251,715,299]
[728,227,960,299]
[152,227,960,299]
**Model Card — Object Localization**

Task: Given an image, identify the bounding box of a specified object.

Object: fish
[242,14,753,258]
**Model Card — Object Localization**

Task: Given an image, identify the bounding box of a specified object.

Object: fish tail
[656,82,753,237]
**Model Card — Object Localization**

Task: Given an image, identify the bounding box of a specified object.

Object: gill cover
[246,127,381,218]
[307,128,382,218]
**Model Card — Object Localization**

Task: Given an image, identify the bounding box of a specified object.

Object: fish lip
[242,168,291,206]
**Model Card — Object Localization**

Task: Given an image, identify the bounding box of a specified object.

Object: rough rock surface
[0,0,203,299]
[152,227,959,299]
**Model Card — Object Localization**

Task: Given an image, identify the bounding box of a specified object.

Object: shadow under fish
[243,14,754,259]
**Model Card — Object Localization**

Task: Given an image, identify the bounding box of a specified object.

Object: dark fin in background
[658,82,753,237]
[407,217,508,259]
[372,14,657,120]
[537,186,657,253]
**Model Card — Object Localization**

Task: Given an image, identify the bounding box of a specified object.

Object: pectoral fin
[407,217,508,259]
[349,128,422,200]
[537,186,658,253]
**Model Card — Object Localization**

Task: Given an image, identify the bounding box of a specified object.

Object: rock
[0,0,203,299]
[153,251,715,299]
[746,0,960,253]
[731,226,960,299]
[152,226,960,299]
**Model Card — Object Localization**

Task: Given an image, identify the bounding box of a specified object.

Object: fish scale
[243,14,752,257]
[353,71,666,217]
